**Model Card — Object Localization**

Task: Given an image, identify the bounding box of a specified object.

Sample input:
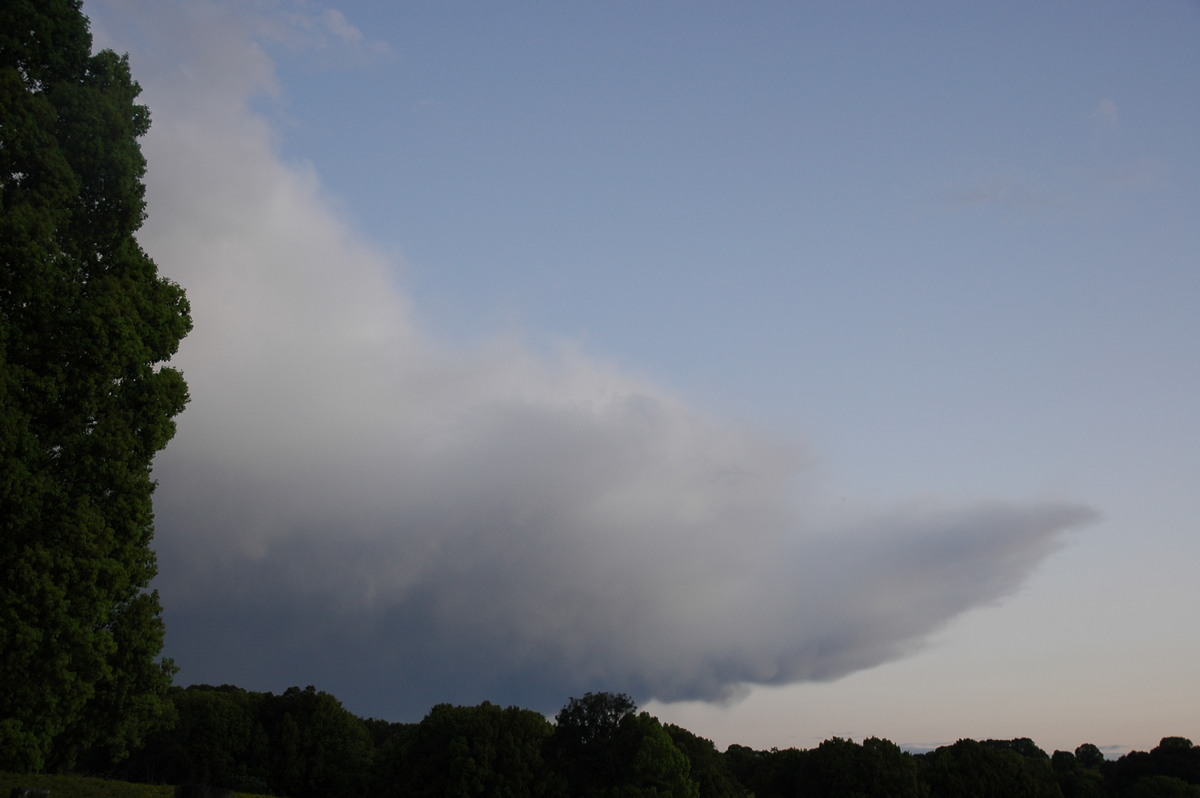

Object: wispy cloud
[946,173,1060,211]
[266,4,392,61]
[89,0,1096,718]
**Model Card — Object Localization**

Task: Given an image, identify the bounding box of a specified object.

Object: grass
[0,772,275,798]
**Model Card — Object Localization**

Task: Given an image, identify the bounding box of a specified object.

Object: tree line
[95,685,1200,798]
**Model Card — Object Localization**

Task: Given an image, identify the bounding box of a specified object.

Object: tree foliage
[121,685,269,791]
[919,738,1061,798]
[664,724,749,798]
[550,693,697,798]
[116,685,371,798]
[1107,738,1200,797]
[0,0,190,771]
[549,691,638,796]
[395,701,556,798]
[616,713,699,798]
[796,736,925,798]
[260,685,373,798]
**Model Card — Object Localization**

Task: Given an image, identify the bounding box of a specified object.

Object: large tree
[0,0,190,771]
[551,693,698,798]
[395,701,557,798]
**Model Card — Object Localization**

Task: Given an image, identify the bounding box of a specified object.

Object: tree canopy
[549,692,698,798]
[1,0,190,771]
[395,701,556,798]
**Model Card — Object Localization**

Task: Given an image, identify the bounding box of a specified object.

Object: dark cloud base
[154,453,1095,721]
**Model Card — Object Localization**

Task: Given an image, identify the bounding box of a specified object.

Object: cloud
[320,9,363,45]
[945,173,1059,211]
[262,4,392,62]
[89,0,1097,718]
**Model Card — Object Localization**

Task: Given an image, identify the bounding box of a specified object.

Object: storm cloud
[95,0,1097,719]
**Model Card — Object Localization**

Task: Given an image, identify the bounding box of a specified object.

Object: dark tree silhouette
[1,0,190,771]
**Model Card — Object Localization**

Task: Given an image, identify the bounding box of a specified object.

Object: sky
[83,0,1200,756]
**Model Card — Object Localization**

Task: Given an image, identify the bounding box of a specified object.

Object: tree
[920,738,1062,798]
[664,724,749,798]
[1110,739,1200,795]
[550,692,639,796]
[1126,775,1200,798]
[364,718,417,798]
[550,694,697,798]
[617,713,699,798]
[261,687,373,798]
[116,685,271,792]
[722,745,807,798]
[794,737,924,798]
[555,692,638,750]
[1052,749,1108,798]
[1148,739,1200,785]
[0,0,190,771]
[1075,744,1105,770]
[394,702,557,798]
[983,737,1051,760]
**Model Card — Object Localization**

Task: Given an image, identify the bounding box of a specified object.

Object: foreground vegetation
[0,771,169,798]
[46,685,1200,798]
[0,771,272,798]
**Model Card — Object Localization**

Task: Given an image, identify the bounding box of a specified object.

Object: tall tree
[261,686,373,798]
[0,0,190,771]
[550,692,638,795]
[550,693,698,798]
[395,702,557,798]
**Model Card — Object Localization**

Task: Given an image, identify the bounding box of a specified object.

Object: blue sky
[86,0,1199,755]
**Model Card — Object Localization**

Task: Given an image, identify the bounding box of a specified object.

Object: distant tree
[365,718,417,798]
[794,737,924,798]
[664,724,749,798]
[616,713,699,798]
[723,739,925,798]
[550,692,638,795]
[1149,739,1200,784]
[1051,748,1107,798]
[550,693,697,798]
[555,692,638,750]
[919,738,1062,798]
[116,685,270,791]
[723,745,806,798]
[1075,744,1106,770]
[261,686,372,798]
[393,702,556,798]
[1053,750,1078,773]
[1110,739,1200,796]
[983,737,1051,760]
[0,0,190,771]
[362,715,414,751]
[1126,775,1200,798]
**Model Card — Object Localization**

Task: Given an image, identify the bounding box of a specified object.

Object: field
[0,773,273,798]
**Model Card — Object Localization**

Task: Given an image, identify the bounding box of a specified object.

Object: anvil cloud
[93,0,1096,720]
